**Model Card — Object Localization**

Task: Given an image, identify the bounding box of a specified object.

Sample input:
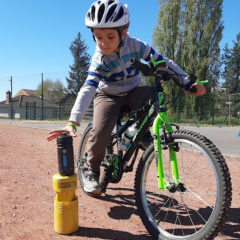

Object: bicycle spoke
[185,185,214,209]
[180,193,197,234]
[162,196,173,223]
[184,163,213,177]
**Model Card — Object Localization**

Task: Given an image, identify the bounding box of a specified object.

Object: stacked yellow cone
[53,173,78,234]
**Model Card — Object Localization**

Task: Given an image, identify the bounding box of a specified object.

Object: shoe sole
[83,186,102,196]
[83,189,102,197]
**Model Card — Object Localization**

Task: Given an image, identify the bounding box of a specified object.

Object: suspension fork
[153,112,179,190]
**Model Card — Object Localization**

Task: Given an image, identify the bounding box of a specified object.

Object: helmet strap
[117,29,124,48]
[91,29,96,42]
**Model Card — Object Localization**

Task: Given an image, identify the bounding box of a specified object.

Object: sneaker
[83,170,102,195]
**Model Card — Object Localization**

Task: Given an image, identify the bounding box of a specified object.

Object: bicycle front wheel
[135,129,232,240]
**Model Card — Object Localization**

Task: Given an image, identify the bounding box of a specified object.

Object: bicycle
[76,56,232,240]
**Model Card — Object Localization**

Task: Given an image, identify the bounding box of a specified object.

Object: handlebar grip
[130,58,153,76]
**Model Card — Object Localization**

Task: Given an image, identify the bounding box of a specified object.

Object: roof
[15,89,36,97]
[0,95,58,108]
[56,93,76,104]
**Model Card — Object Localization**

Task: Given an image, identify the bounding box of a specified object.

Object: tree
[35,79,64,103]
[153,0,223,121]
[152,0,183,120]
[222,33,240,94]
[65,32,90,96]
[153,0,182,62]
[182,0,223,90]
[183,0,223,120]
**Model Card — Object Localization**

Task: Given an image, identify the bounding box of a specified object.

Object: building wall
[21,105,59,120]
[0,107,21,119]
[0,105,59,120]
[0,107,9,118]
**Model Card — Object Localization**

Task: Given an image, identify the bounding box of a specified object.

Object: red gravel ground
[0,124,239,240]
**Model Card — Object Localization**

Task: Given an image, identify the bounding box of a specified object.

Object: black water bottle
[57,132,74,176]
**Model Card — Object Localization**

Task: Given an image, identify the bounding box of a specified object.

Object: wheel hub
[166,182,186,193]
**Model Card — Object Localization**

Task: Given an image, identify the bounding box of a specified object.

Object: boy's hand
[187,83,206,96]
[47,124,77,141]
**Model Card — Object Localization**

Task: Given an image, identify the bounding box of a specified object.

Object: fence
[18,102,93,121]
[5,93,240,125]
[166,92,240,125]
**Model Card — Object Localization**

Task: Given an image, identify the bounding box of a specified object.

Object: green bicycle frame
[131,54,208,190]
[149,54,208,190]
[152,92,179,190]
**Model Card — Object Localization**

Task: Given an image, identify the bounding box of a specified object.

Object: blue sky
[0,0,239,102]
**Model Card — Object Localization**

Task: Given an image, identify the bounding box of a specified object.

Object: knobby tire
[134,129,232,240]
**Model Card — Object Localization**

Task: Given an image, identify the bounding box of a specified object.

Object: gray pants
[87,86,155,172]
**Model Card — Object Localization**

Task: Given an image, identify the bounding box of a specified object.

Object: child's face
[93,28,126,55]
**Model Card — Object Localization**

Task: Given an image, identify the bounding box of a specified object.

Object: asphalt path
[181,125,240,158]
[1,119,239,157]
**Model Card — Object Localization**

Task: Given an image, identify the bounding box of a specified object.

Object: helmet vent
[98,4,105,23]
[113,6,124,22]
[87,12,91,20]
[108,0,115,4]
[90,6,96,21]
[105,4,117,22]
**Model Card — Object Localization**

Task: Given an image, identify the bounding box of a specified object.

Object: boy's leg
[126,86,155,110]
[87,92,124,173]
[126,86,155,150]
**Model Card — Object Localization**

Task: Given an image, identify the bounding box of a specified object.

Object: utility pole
[10,76,13,119]
[41,73,44,120]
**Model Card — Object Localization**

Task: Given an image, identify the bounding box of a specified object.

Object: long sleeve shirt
[69,33,191,124]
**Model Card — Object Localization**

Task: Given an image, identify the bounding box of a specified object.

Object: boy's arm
[69,54,102,124]
[139,41,205,96]
[47,83,97,141]
[139,40,191,89]
[69,83,97,124]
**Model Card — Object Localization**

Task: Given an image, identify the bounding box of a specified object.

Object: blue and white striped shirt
[69,33,190,124]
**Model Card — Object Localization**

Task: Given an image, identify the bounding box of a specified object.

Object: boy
[47,0,206,195]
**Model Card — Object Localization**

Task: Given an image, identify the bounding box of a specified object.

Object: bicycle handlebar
[130,57,208,93]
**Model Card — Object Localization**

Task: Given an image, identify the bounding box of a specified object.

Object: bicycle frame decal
[153,116,164,189]
[135,105,154,136]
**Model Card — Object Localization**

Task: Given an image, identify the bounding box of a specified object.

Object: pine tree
[65,32,90,95]
[222,33,240,94]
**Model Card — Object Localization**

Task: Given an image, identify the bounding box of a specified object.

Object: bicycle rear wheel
[134,129,232,240]
[76,124,119,193]
[76,125,92,191]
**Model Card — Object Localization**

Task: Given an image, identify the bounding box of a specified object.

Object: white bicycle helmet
[85,0,130,29]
